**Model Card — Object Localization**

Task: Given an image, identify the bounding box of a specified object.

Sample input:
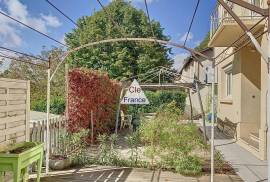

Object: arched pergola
[44,36,215,175]
[50,37,213,80]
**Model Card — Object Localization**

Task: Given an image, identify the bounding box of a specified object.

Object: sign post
[115,79,149,134]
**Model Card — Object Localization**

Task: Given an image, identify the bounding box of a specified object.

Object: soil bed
[50,155,68,160]
[2,142,37,154]
[202,160,235,175]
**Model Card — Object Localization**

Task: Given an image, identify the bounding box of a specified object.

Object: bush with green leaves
[125,131,141,165]
[128,90,186,115]
[57,129,89,165]
[174,156,202,175]
[31,96,65,115]
[140,101,205,174]
[96,134,119,165]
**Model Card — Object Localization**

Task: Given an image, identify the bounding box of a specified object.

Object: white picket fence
[29,116,67,155]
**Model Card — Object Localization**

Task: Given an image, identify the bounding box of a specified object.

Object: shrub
[140,101,205,174]
[31,96,65,115]
[174,156,202,175]
[125,131,141,165]
[57,129,89,166]
[128,90,186,115]
[68,68,121,140]
[96,134,119,165]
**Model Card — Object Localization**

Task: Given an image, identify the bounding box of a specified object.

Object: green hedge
[31,96,65,115]
[128,90,186,115]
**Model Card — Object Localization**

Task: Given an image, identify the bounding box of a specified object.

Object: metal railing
[210,0,265,37]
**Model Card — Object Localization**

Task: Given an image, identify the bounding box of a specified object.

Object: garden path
[201,122,268,182]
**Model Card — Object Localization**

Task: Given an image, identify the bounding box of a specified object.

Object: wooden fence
[0,78,30,147]
[30,116,67,154]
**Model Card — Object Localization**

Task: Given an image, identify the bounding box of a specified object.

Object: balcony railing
[210,0,265,38]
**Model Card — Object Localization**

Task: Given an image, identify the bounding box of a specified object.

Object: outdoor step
[241,137,259,151]
[250,132,259,143]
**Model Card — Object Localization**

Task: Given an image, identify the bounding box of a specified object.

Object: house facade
[209,0,267,160]
[178,48,217,116]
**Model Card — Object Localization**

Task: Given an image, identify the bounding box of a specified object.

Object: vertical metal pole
[188,89,193,123]
[195,80,207,142]
[267,1,270,181]
[91,110,94,144]
[159,70,161,85]
[65,63,69,120]
[45,58,51,174]
[115,88,124,134]
[210,60,216,182]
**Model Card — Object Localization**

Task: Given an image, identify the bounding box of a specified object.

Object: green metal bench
[0,142,43,182]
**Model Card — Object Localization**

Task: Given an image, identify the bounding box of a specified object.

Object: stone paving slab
[201,123,268,182]
[30,166,243,182]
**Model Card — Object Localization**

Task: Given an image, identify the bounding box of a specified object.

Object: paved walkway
[31,166,243,182]
[203,123,268,182]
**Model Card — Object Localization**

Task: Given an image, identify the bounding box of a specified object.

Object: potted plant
[49,129,88,170]
[0,141,43,182]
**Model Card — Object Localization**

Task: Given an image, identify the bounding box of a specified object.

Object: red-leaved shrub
[68,68,121,140]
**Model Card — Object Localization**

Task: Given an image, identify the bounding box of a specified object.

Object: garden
[0,1,238,181]
[35,68,234,178]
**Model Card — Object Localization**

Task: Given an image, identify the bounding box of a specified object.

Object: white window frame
[224,64,233,98]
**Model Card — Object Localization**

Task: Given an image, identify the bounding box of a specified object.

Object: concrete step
[241,137,259,152]
[250,132,259,143]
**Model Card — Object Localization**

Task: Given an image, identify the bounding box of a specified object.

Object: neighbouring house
[177,48,217,116]
[209,0,267,160]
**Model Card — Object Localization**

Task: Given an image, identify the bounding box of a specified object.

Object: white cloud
[60,34,66,44]
[41,14,62,28]
[173,53,189,71]
[0,0,62,47]
[195,40,201,46]
[180,32,194,42]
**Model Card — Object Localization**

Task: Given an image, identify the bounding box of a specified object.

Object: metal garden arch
[45,37,216,175]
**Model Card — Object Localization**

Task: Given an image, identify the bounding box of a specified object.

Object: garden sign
[121,79,149,105]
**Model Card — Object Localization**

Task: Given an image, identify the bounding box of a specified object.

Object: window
[224,65,233,97]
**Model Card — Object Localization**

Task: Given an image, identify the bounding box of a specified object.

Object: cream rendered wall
[211,0,268,160]
[215,47,242,138]
[240,47,261,138]
[259,33,268,160]
[185,85,212,115]
[180,62,194,83]
[214,45,266,159]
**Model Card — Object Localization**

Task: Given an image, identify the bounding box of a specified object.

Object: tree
[1,48,66,114]
[65,0,172,80]
[195,32,210,51]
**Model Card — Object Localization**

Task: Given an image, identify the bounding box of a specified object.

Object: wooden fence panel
[0,78,30,147]
[29,116,67,155]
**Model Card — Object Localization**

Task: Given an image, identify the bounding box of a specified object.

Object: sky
[0,0,216,71]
